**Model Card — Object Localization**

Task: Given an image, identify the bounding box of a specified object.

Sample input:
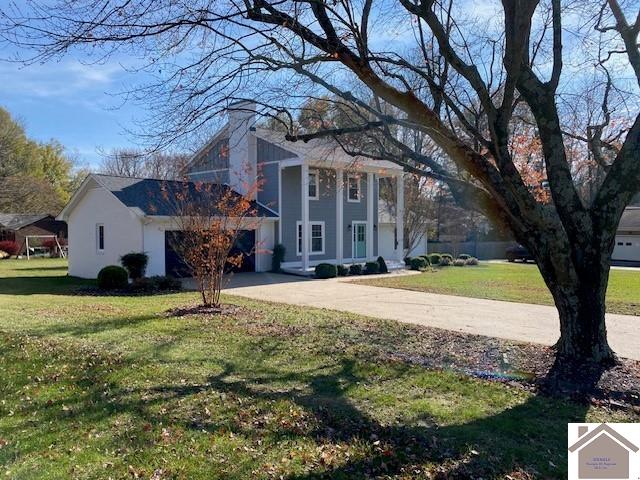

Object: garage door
[612,235,640,262]
[164,230,256,277]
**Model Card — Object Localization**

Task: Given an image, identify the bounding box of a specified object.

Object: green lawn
[359,262,640,316]
[0,259,637,479]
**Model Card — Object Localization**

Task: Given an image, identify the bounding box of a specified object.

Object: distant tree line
[0,106,86,214]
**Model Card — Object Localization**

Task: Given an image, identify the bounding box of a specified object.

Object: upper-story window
[308,170,319,200]
[347,175,361,202]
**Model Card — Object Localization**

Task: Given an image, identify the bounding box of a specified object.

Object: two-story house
[58,102,404,278]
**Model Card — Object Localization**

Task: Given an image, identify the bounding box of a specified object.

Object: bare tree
[380,174,434,255]
[100,148,188,179]
[3,0,639,373]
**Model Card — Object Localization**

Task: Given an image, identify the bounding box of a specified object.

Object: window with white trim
[347,175,361,202]
[296,221,325,255]
[96,224,105,252]
[308,170,319,200]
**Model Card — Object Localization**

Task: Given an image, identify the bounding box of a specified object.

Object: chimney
[228,100,257,198]
[578,426,589,437]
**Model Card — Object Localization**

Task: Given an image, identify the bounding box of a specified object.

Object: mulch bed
[74,286,182,297]
[376,323,640,409]
[163,303,249,317]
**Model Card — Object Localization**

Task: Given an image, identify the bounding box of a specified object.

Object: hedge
[97,265,128,290]
[376,256,388,273]
[364,261,380,275]
[315,263,337,279]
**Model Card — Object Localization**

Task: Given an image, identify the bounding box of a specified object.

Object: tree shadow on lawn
[0,274,92,295]
[7,349,593,479]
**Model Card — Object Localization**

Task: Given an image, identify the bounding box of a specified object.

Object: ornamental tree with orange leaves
[164,179,261,309]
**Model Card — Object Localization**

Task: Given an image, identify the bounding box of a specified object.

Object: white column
[396,174,404,261]
[301,163,310,271]
[366,172,375,260]
[278,164,283,244]
[336,169,344,264]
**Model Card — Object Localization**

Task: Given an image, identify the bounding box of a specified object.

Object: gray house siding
[280,168,378,263]
[281,166,301,262]
[258,162,279,214]
[257,137,296,163]
[189,138,229,172]
[308,168,336,261]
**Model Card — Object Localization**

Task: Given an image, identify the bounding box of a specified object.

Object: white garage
[612,207,640,263]
[57,174,278,279]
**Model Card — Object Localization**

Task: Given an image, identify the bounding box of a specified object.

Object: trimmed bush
[427,253,441,266]
[403,256,412,266]
[271,244,286,273]
[453,258,466,267]
[149,275,182,291]
[466,257,479,266]
[458,253,472,260]
[337,264,349,276]
[410,257,428,271]
[120,252,148,280]
[364,261,380,275]
[0,240,20,257]
[349,264,363,275]
[376,256,388,274]
[441,253,453,262]
[439,256,452,266]
[97,265,128,290]
[132,275,182,292]
[315,263,337,279]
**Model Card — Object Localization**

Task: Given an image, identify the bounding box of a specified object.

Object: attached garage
[164,229,257,277]
[57,174,278,279]
[612,207,640,264]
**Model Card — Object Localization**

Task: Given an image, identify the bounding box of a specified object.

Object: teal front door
[353,223,367,258]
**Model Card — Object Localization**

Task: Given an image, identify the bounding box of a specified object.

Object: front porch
[277,155,405,274]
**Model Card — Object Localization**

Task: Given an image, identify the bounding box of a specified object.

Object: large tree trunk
[552,278,615,365]
[531,243,618,393]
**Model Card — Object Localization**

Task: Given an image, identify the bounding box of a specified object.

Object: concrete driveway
[214,271,640,360]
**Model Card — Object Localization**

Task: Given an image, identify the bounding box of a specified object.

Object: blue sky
[0,56,145,168]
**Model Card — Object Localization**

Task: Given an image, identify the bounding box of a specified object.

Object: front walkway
[218,271,640,361]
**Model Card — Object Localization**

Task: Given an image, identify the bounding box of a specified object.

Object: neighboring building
[0,213,67,254]
[612,207,640,263]
[58,101,404,278]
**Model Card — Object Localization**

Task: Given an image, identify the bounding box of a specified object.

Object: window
[308,170,319,200]
[96,224,105,252]
[347,175,360,202]
[0,229,15,242]
[296,221,325,255]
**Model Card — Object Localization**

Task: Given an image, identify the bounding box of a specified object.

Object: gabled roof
[618,207,640,233]
[254,128,403,171]
[59,174,278,220]
[568,424,639,453]
[0,213,51,230]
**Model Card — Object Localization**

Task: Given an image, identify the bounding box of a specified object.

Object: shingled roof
[618,207,640,234]
[0,213,50,230]
[92,174,278,218]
